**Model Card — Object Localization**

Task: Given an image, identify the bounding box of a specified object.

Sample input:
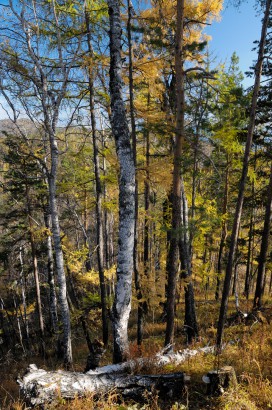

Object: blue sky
[0,0,266,120]
[205,0,263,88]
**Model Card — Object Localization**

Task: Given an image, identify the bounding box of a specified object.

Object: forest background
[0,0,271,409]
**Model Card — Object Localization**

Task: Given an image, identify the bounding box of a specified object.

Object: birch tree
[0,0,84,365]
[107,0,136,363]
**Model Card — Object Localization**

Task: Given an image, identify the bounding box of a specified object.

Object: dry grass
[1,298,272,409]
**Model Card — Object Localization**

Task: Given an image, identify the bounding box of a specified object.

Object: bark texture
[44,207,58,333]
[165,0,198,345]
[48,131,72,365]
[180,179,198,343]
[126,0,143,346]
[19,364,187,407]
[108,0,136,363]
[165,0,185,347]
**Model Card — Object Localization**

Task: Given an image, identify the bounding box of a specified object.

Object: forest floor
[1,296,272,410]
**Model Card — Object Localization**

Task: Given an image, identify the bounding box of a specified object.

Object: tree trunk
[180,179,198,342]
[19,246,30,343]
[108,0,136,363]
[165,0,185,347]
[215,156,229,300]
[48,130,73,366]
[165,0,198,345]
[85,3,108,346]
[13,294,25,354]
[44,206,58,334]
[232,262,239,297]
[244,203,254,299]
[103,162,110,270]
[144,126,151,303]
[126,0,144,347]
[26,184,44,342]
[216,0,271,350]
[253,163,272,308]
[244,148,257,299]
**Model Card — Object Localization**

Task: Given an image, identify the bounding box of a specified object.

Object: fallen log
[86,345,215,375]
[18,364,189,407]
[18,346,214,406]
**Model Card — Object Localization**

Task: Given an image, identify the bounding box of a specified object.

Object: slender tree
[165,0,198,345]
[108,0,136,363]
[164,0,185,346]
[85,1,108,346]
[253,163,272,308]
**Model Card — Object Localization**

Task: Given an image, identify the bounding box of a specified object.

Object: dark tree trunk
[165,0,198,345]
[164,0,185,344]
[108,0,136,363]
[180,179,198,343]
[102,163,110,270]
[244,149,257,299]
[253,163,272,308]
[19,246,30,344]
[244,205,254,299]
[144,127,151,302]
[215,157,229,300]
[85,4,108,346]
[216,0,271,350]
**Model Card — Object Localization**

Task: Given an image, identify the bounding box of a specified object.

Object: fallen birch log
[19,364,189,407]
[18,346,214,406]
[86,345,215,375]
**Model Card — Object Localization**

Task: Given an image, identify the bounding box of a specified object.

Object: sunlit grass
[1,297,272,409]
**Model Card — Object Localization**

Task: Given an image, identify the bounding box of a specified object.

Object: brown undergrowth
[1,297,272,410]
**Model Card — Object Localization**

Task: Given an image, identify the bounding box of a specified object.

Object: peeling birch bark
[108,0,136,363]
[19,364,188,407]
[18,346,216,405]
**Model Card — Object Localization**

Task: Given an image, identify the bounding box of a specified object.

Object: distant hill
[0,118,38,136]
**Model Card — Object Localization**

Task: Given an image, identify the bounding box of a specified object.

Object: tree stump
[202,366,237,395]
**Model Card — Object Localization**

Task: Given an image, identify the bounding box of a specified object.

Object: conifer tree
[216,0,272,350]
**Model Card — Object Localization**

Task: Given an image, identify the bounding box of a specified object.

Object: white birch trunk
[108,0,136,363]
[44,207,58,333]
[48,131,72,365]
